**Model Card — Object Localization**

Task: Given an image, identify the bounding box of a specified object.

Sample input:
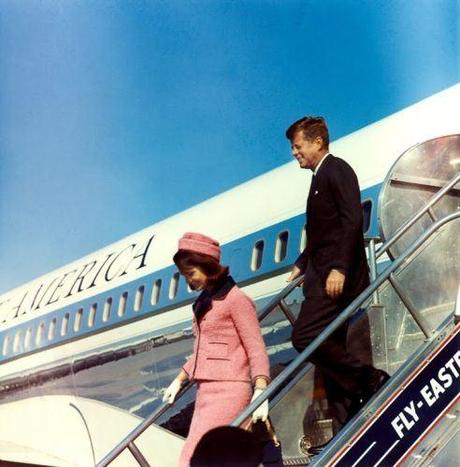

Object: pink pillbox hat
[177,232,221,261]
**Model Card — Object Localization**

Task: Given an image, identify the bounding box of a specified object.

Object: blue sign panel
[333,325,460,467]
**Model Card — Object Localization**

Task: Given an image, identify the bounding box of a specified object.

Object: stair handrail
[231,210,460,427]
[96,276,304,467]
[97,173,458,466]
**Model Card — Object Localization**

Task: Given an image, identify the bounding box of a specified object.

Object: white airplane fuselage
[0,84,459,381]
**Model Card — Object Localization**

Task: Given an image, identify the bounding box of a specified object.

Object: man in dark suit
[286,116,389,423]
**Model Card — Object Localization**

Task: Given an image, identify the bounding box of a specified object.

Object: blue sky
[0,0,458,293]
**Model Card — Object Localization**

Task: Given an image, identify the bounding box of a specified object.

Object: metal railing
[97,173,459,466]
[231,210,459,427]
[375,172,459,260]
[364,172,459,305]
[96,276,303,467]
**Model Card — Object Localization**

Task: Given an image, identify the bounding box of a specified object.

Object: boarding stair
[97,135,460,466]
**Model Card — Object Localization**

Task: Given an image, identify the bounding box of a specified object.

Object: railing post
[128,442,150,467]
[455,285,460,325]
[367,237,380,304]
[388,273,432,338]
[279,299,297,325]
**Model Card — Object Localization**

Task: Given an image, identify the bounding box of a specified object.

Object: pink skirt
[178,380,252,467]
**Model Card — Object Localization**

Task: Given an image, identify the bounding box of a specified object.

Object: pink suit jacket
[183,283,270,383]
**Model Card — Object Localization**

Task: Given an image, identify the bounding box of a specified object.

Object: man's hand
[325,269,345,299]
[287,265,303,283]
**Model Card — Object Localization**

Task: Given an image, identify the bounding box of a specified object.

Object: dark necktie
[307,174,317,210]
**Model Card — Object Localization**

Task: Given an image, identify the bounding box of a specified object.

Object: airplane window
[169,272,180,299]
[300,225,307,252]
[103,298,112,322]
[74,308,83,332]
[362,200,372,233]
[36,322,45,346]
[48,318,56,341]
[275,231,289,263]
[118,292,128,317]
[251,240,264,271]
[61,313,70,336]
[88,303,97,327]
[13,331,22,353]
[135,285,145,311]
[152,279,162,305]
[25,327,33,349]
[2,335,10,355]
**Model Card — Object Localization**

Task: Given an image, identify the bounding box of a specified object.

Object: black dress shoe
[366,368,390,397]
[345,369,390,423]
[346,395,366,422]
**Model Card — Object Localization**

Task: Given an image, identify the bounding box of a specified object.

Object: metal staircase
[97,136,460,467]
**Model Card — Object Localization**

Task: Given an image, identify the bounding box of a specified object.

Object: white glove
[162,378,182,404]
[251,388,269,422]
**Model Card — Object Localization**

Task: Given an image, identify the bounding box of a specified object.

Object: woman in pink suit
[163,232,271,467]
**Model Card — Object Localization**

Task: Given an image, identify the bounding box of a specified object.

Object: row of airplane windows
[1,197,375,359]
[1,227,307,357]
[1,193,375,359]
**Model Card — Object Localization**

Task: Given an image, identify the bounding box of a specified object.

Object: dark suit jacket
[295,155,369,298]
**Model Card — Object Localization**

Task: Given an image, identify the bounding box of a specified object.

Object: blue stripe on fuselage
[0,183,382,364]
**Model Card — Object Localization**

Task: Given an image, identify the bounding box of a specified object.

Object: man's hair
[173,250,229,288]
[285,116,329,149]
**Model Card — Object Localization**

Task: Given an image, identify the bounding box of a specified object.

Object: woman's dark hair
[173,250,229,288]
[190,426,262,467]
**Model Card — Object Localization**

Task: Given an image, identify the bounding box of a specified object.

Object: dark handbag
[244,418,283,466]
